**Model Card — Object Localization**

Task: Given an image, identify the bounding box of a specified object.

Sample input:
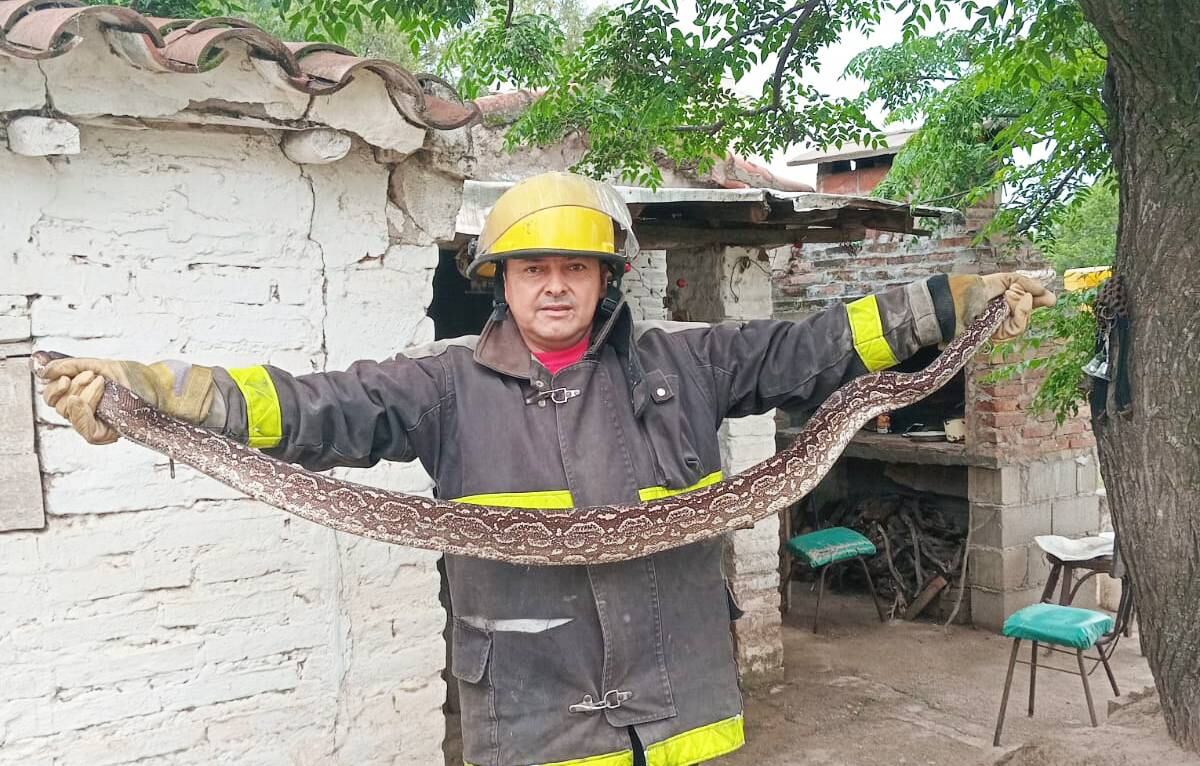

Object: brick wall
[773,207,1043,320]
[623,249,669,321]
[967,346,1097,462]
[815,163,890,196]
[0,127,448,763]
[964,344,1101,629]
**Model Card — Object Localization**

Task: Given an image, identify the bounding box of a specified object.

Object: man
[40,171,1053,766]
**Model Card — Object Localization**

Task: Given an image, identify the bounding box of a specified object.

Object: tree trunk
[1078,0,1200,751]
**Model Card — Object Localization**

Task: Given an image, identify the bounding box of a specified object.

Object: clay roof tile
[0,3,479,130]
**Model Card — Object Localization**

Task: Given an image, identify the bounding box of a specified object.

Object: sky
[729,7,970,187]
[580,1,968,187]
[737,19,907,187]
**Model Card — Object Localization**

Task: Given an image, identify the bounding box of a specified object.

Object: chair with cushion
[786,526,886,633]
[993,602,1118,746]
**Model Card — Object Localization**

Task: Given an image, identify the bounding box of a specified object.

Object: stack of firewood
[807,494,968,619]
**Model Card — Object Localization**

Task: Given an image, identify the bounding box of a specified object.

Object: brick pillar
[622,249,668,321]
[965,347,1102,630]
[666,245,783,683]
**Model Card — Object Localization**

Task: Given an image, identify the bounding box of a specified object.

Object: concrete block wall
[0,126,447,763]
[962,336,1103,630]
[967,457,1103,629]
[772,215,1045,320]
[0,357,43,531]
[666,245,783,683]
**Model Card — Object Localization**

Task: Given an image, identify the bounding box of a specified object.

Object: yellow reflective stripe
[1064,266,1111,292]
[455,472,725,509]
[846,294,899,372]
[465,715,741,766]
[646,714,745,766]
[466,750,633,766]
[226,365,283,449]
[638,470,723,501]
[455,488,576,509]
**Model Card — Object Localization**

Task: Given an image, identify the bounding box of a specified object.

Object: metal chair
[993,603,1118,746]
[785,527,886,633]
[1038,544,1137,686]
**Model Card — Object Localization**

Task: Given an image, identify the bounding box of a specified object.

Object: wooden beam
[640,200,772,224]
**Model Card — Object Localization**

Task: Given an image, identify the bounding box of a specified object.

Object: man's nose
[543,266,569,294]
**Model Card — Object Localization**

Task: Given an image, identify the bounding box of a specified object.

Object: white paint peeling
[0,54,46,112]
[308,72,426,155]
[0,123,445,763]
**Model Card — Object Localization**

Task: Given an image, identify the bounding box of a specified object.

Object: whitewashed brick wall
[0,126,447,764]
[622,249,668,321]
[664,245,783,683]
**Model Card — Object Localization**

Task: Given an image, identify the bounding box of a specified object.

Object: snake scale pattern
[35,299,1007,566]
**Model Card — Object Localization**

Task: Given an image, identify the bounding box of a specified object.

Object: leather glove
[38,358,216,445]
[949,273,1057,341]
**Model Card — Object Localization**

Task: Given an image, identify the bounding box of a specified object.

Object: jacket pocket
[451,618,497,766]
[451,617,493,684]
[638,369,705,488]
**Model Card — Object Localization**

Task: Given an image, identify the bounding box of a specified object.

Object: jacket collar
[474,297,638,382]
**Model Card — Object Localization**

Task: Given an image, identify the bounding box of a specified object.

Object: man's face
[503,256,606,353]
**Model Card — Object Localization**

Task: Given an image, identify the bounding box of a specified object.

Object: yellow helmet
[467,171,638,280]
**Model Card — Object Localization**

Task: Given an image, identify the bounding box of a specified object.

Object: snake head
[31,351,71,377]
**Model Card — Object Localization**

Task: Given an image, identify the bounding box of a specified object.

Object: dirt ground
[716,591,1200,766]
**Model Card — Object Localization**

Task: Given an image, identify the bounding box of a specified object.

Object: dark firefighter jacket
[208,275,957,766]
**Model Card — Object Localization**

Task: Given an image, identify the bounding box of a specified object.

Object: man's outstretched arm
[38,354,448,473]
[677,272,1055,419]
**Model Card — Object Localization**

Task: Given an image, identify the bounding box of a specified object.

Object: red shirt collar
[532,336,590,374]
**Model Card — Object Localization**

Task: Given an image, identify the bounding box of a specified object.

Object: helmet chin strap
[490,267,509,321]
[597,264,624,321]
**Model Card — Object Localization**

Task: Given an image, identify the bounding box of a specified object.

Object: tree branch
[719,0,820,52]
[917,188,973,205]
[1027,69,1109,140]
[1061,93,1109,141]
[674,0,825,135]
[503,0,514,29]
[1016,159,1086,233]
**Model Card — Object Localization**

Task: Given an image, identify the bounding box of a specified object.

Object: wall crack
[34,60,54,113]
[296,164,330,371]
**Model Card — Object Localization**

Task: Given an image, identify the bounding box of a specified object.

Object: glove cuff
[948,275,988,338]
[144,361,216,424]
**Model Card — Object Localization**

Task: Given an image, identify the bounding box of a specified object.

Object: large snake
[33,298,1007,566]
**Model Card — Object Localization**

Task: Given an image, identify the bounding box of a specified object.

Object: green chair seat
[1002,603,1115,650]
[787,527,876,568]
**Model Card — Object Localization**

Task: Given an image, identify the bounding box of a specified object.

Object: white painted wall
[664,245,783,682]
[0,126,447,764]
[623,249,669,321]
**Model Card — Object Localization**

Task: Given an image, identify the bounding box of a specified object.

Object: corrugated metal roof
[457,180,957,249]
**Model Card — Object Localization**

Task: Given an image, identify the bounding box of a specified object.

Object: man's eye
[524,265,541,275]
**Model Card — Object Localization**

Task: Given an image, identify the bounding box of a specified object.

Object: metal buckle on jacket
[525,387,581,406]
[567,689,633,714]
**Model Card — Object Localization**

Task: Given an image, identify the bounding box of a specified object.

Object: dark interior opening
[427,245,493,341]
[885,344,967,434]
